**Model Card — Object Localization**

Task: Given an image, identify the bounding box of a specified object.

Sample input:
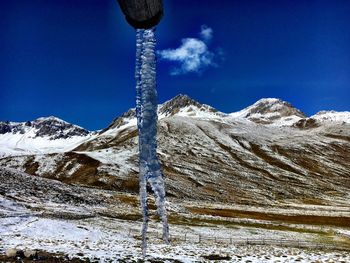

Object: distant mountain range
[0,116,91,157]
[1,95,349,205]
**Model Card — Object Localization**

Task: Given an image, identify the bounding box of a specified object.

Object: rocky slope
[1,95,349,206]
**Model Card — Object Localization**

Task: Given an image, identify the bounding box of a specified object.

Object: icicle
[135,29,143,126]
[135,27,169,258]
[135,29,149,257]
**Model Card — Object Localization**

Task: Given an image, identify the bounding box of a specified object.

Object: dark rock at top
[117,0,163,29]
[0,123,11,134]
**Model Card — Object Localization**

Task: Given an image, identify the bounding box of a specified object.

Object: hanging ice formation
[135,27,169,257]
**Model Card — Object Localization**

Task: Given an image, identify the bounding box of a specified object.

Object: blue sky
[1,0,349,130]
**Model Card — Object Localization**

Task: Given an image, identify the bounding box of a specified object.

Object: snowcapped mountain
[1,95,349,206]
[100,94,225,136]
[293,110,350,129]
[158,94,226,118]
[229,98,306,125]
[0,116,91,157]
[311,110,350,124]
[0,116,89,139]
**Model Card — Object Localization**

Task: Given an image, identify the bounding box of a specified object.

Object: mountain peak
[254,98,282,104]
[0,116,90,139]
[159,94,221,117]
[249,98,305,116]
[230,98,306,125]
[159,94,205,115]
[311,110,350,124]
[102,94,225,134]
[35,116,68,123]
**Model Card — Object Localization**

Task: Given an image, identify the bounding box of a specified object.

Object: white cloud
[200,25,213,42]
[157,25,221,75]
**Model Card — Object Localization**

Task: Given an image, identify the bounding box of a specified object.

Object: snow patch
[311,110,350,124]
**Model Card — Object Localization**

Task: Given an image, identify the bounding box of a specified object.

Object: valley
[1,95,350,262]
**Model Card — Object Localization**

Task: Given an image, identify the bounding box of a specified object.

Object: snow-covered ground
[1,216,349,262]
[311,110,350,124]
[0,132,90,157]
[1,167,349,262]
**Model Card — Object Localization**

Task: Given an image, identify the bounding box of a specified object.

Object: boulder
[24,249,37,258]
[5,248,17,257]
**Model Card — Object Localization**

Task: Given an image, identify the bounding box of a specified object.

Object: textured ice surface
[135,28,169,256]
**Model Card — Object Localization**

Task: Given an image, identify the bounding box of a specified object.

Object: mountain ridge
[0,94,349,206]
[2,95,349,136]
[1,94,349,158]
